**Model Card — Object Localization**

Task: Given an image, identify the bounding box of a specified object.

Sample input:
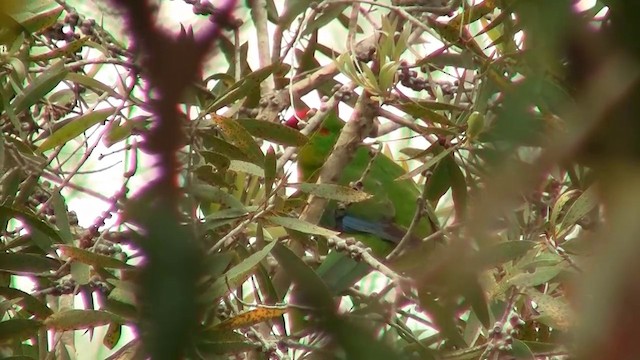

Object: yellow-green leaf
[37,108,116,152]
[44,309,125,331]
[237,118,308,147]
[211,114,264,164]
[292,183,373,203]
[267,216,338,237]
[56,244,133,269]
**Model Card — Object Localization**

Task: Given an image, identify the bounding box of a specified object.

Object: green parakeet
[296,110,435,256]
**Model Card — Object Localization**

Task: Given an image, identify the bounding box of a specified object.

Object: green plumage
[298,111,433,256]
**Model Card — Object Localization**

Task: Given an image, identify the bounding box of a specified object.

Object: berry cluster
[484,313,526,355]
[397,61,428,91]
[38,277,110,297]
[332,84,355,102]
[25,184,78,226]
[43,12,96,43]
[93,241,124,256]
[183,0,243,29]
[327,236,371,261]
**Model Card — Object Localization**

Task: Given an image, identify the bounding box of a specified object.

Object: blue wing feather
[340,215,405,244]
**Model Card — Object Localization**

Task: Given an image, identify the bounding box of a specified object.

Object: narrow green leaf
[236,118,308,146]
[66,72,121,98]
[201,150,231,170]
[197,330,259,355]
[229,160,264,177]
[509,339,535,360]
[56,245,133,269]
[0,287,53,318]
[267,216,338,237]
[474,241,537,269]
[292,183,373,202]
[200,240,277,301]
[506,266,563,288]
[271,243,335,310]
[0,253,59,273]
[189,184,246,209]
[211,114,264,164]
[29,36,88,61]
[0,205,62,248]
[202,135,251,162]
[11,1,63,34]
[397,146,456,180]
[12,61,68,114]
[264,146,276,194]
[44,309,125,331]
[465,278,490,329]
[549,189,580,232]
[558,185,598,237]
[0,319,42,342]
[37,107,116,152]
[209,65,277,111]
[51,191,73,244]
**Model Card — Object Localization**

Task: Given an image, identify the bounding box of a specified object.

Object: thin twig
[386,177,430,259]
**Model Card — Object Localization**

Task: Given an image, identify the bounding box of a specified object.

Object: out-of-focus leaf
[506,266,563,288]
[70,262,91,285]
[0,319,42,342]
[302,3,348,36]
[465,278,490,329]
[526,289,572,331]
[272,242,334,310]
[509,339,535,360]
[10,1,63,33]
[280,0,312,27]
[474,241,537,269]
[0,253,59,274]
[448,156,468,219]
[418,290,467,347]
[236,118,308,147]
[37,108,116,152]
[200,241,277,301]
[0,287,53,318]
[0,205,63,245]
[44,309,125,331]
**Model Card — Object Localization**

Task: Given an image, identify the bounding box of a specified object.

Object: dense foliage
[1,0,639,359]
